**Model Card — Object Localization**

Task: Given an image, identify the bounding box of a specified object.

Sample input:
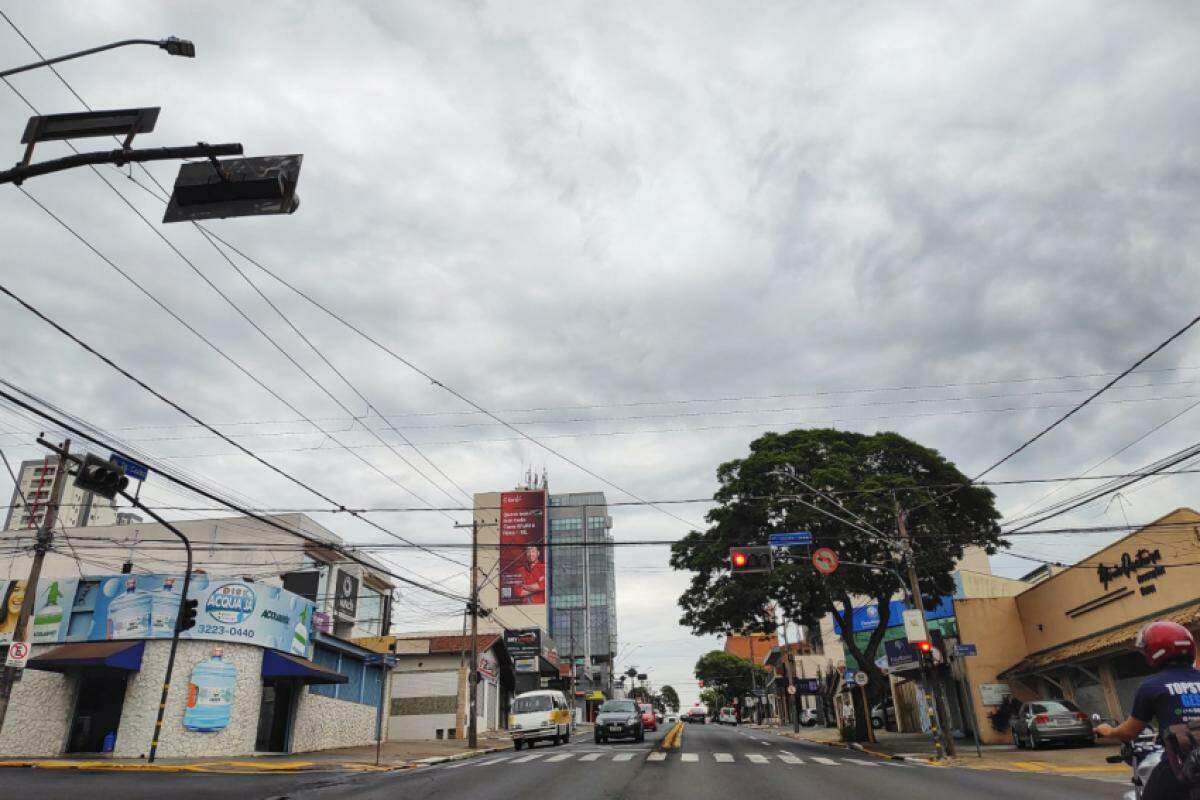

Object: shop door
[68,671,128,753]
[256,679,295,752]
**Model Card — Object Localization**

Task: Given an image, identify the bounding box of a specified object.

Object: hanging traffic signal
[177,598,198,633]
[729,546,773,575]
[164,154,302,223]
[74,453,129,499]
[915,640,932,654]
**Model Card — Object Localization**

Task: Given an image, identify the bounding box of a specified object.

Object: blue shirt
[1130,665,1200,733]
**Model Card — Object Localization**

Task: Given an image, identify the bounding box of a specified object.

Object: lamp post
[1,37,195,79]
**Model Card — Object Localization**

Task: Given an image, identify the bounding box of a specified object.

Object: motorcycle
[1093,714,1162,800]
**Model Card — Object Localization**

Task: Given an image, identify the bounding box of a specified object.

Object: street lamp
[1,36,195,79]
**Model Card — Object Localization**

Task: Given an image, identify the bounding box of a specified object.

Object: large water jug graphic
[32,581,64,642]
[150,578,182,639]
[291,602,310,655]
[107,578,151,639]
[183,647,237,732]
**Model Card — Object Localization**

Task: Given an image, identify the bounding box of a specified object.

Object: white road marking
[760,740,771,746]
[545,754,573,762]
[779,755,803,764]
[442,761,472,769]
[614,753,636,762]
[844,758,880,767]
[811,756,838,765]
[714,752,734,762]
[510,753,544,763]
[579,753,602,761]
[475,757,510,766]
[647,752,667,762]
[746,754,769,764]
[681,753,699,762]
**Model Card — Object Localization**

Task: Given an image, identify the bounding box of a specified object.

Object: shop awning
[262,650,348,684]
[999,600,1200,679]
[25,640,145,673]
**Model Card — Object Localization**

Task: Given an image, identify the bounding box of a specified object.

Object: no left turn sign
[812,547,839,575]
[5,640,31,668]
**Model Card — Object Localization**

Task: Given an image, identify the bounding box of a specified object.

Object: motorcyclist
[1095,620,1200,799]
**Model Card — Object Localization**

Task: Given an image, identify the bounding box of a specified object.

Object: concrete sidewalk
[0,731,523,774]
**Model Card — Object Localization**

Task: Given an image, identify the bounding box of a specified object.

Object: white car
[718,707,738,725]
[665,713,680,725]
[798,708,818,727]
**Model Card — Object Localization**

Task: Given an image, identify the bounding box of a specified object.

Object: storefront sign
[979,683,1012,706]
[1097,548,1161,589]
[479,650,498,680]
[793,678,821,695]
[334,569,359,619]
[833,595,955,634]
[499,490,546,606]
[0,578,80,644]
[504,627,541,660]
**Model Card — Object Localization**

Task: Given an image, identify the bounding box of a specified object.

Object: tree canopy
[671,428,1003,732]
[659,684,681,712]
[693,650,769,714]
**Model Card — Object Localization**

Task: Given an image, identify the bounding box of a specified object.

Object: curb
[413,744,510,767]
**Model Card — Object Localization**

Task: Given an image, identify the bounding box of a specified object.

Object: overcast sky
[2,1,1199,707]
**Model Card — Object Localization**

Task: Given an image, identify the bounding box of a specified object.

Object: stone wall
[113,640,264,758]
[291,687,381,753]
[0,645,76,756]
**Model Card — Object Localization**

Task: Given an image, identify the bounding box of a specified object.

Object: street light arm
[0,141,243,186]
[0,37,194,79]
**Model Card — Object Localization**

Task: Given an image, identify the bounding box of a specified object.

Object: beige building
[955,507,1200,744]
[3,455,119,531]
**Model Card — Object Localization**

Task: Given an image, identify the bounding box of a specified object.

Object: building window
[550,518,582,532]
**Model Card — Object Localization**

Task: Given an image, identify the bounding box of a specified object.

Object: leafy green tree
[671,428,1002,739]
[699,687,723,716]
[659,685,681,712]
[694,650,769,721]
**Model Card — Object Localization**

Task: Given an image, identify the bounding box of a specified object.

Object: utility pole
[581,506,592,703]
[0,438,69,735]
[896,501,955,758]
[779,619,799,732]
[469,518,479,749]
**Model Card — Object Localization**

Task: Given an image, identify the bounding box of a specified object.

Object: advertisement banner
[504,627,541,660]
[499,490,546,606]
[333,569,359,618]
[832,595,955,635]
[183,648,237,732]
[86,575,313,655]
[0,578,80,644]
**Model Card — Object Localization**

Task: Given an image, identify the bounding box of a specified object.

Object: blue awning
[26,640,145,673]
[262,649,348,684]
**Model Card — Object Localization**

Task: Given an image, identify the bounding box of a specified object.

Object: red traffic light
[732,551,748,568]
[916,641,933,653]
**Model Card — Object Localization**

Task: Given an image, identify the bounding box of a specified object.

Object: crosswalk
[436,751,910,769]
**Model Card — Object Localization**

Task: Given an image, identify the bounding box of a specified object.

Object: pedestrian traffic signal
[177,598,198,633]
[74,453,129,499]
[729,546,773,574]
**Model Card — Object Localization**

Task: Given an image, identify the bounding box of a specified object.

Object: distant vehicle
[665,712,679,725]
[655,710,664,724]
[1010,699,1095,749]
[510,690,571,750]
[595,699,644,744]
[870,699,896,730]
[798,708,818,727]
[640,703,658,731]
[718,707,738,725]
[685,707,707,724]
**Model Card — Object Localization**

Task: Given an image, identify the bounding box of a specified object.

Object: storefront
[0,573,385,758]
[954,507,1200,744]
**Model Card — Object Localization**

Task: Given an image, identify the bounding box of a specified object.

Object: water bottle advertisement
[184,647,238,733]
[1,575,314,655]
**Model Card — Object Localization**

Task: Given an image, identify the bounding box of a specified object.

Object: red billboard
[499,490,546,606]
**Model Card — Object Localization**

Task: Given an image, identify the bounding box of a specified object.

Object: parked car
[685,707,707,724]
[871,699,896,730]
[1011,699,1095,749]
[718,707,738,725]
[798,708,818,727]
[640,703,658,731]
[510,690,572,750]
[595,699,644,744]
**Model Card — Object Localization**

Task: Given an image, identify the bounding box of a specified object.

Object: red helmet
[1136,621,1197,669]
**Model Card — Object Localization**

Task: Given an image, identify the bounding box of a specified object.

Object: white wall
[0,646,76,756]
[292,688,381,753]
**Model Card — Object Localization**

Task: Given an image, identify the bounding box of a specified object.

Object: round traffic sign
[786,685,797,695]
[854,670,869,686]
[812,547,839,575]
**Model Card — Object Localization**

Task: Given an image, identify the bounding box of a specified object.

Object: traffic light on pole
[729,546,773,575]
[177,598,198,633]
[74,453,129,499]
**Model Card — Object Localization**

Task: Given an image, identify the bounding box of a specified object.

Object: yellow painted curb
[659,722,685,751]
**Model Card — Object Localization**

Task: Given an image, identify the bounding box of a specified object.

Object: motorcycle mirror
[1090,713,1102,724]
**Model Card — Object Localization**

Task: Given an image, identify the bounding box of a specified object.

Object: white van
[718,707,739,725]
[509,690,572,749]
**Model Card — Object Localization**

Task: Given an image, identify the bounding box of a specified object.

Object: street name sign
[955,643,978,657]
[109,453,149,482]
[769,531,813,547]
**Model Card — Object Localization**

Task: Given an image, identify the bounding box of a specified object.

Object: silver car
[1011,699,1095,749]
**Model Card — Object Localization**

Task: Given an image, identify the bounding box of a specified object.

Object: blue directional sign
[768,531,813,547]
[109,453,149,482]
[955,644,978,657]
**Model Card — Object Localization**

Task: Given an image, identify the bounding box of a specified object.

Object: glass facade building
[547,491,617,695]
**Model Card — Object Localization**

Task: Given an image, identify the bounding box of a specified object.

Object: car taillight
[1035,714,1050,724]
[1075,712,1087,721]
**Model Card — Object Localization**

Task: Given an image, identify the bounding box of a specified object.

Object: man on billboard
[514,544,545,604]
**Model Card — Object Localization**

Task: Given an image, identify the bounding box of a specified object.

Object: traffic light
[729,546,773,575]
[164,154,302,223]
[177,598,198,633]
[74,453,129,499]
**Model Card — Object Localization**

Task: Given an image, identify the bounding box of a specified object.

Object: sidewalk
[0,729,529,774]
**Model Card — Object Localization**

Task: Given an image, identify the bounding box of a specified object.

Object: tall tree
[694,650,769,721]
[671,428,1002,739]
[659,684,681,712]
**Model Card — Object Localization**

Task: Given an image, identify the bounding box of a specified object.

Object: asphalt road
[0,722,1130,799]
